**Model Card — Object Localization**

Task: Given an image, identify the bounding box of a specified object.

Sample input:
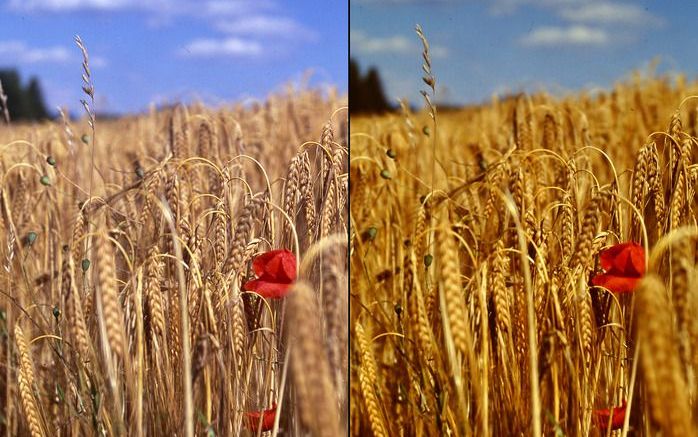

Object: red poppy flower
[591,242,645,293]
[245,403,277,432]
[243,249,297,299]
[593,400,627,431]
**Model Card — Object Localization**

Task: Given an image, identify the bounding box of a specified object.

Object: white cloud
[519,25,608,47]
[203,0,273,16]
[354,0,455,3]
[560,2,657,25]
[8,0,319,62]
[490,0,662,27]
[0,41,71,63]
[351,30,449,58]
[216,16,318,40]
[351,31,411,54]
[8,0,268,15]
[489,0,580,15]
[431,46,449,58]
[9,0,139,10]
[91,56,109,68]
[179,37,263,58]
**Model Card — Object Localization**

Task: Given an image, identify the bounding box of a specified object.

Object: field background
[0,86,348,436]
[350,70,698,436]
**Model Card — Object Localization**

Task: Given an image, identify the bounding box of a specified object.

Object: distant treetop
[350,59,392,114]
[0,69,50,122]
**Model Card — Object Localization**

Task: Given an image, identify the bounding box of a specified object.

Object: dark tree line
[350,58,392,114]
[0,69,50,122]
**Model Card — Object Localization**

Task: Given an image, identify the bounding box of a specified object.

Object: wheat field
[0,53,348,435]
[350,39,698,435]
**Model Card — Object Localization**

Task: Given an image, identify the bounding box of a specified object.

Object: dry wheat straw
[15,324,43,437]
[635,274,692,436]
[96,230,127,361]
[287,281,341,436]
[0,70,346,435]
[355,323,387,437]
[437,215,470,356]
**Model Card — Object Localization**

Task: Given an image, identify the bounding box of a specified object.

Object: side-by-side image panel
[350,1,698,436]
[0,1,347,436]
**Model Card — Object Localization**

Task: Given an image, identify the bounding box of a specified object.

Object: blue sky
[0,0,347,114]
[351,0,698,106]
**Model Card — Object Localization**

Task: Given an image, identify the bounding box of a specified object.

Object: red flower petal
[252,249,297,282]
[594,401,627,431]
[246,250,297,299]
[243,279,292,299]
[611,245,643,277]
[626,243,645,276]
[252,250,280,277]
[593,242,645,293]
[598,243,628,271]
[245,403,277,432]
[263,250,296,282]
[598,242,643,273]
[591,273,640,293]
